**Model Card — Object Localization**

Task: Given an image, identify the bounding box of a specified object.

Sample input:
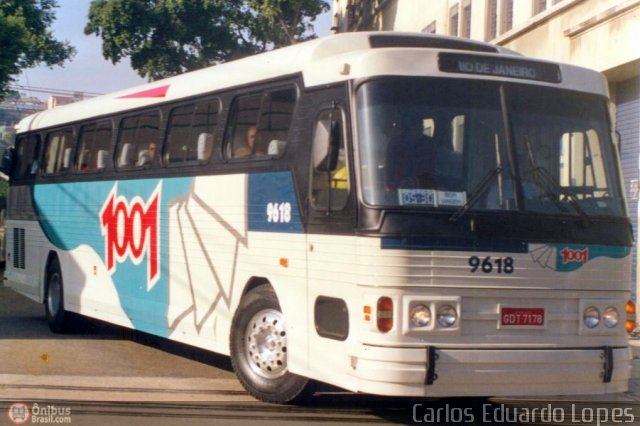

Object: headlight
[437,304,458,328]
[603,306,619,328]
[583,306,600,328]
[410,304,431,327]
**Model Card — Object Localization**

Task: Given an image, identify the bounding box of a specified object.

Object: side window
[76,120,113,173]
[115,112,160,169]
[310,108,349,211]
[164,98,219,165]
[224,86,296,159]
[43,128,74,175]
[13,135,41,179]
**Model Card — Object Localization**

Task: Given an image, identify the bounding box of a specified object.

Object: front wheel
[230,285,313,403]
[45,258,71,333]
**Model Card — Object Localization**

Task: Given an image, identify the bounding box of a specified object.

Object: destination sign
[439,53,561,83]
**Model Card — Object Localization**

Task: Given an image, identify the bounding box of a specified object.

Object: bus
[1,32,634,403]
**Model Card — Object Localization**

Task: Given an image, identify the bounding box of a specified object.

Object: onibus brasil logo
[100,182,162,291]
[7,402,30,424]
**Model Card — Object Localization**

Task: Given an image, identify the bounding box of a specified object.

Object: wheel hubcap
[245,309,287,379]
[47,273,61,316]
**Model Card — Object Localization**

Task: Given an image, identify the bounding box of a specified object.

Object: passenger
[137,142,156,166]
[235,126,257,157]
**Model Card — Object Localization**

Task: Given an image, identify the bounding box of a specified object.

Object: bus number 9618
[468,256,515,274]
[266,202,292,224]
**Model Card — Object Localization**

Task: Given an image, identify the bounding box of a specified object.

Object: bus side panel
[4,218,45,303]
[306,233,362,390]
[24,172,311,371]
[163,171,308,362]
[5,184,46,302]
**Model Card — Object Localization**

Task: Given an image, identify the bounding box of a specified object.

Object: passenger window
[76,120,113,172]
[164,98,219,165]
[310,108,349,211]
[13,135,41,179]
[224,87,296,159]
[115,112,160,169]
[43,128,74,175]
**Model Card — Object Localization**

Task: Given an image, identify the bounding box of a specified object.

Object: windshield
[357,77,625,218]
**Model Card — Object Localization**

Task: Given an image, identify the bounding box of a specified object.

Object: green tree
[84,0,329,81]
[0,0,76,100]
[247,0,329,49]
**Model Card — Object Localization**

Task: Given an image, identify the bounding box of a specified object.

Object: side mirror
[313,109,342,172]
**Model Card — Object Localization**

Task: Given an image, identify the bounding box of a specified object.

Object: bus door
[306,93,356,381]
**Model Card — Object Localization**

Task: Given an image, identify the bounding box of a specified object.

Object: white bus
[1,32,634,403]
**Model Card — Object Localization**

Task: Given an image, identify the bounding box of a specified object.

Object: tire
[45,257,71,333]
[230,285,314,403]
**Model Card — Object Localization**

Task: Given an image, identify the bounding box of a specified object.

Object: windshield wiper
[530,165,591,227]
[449,167,503,223]
[521,137,591,226]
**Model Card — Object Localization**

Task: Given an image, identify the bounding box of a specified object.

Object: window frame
[162,97,221,168]
[114,110,162,172]
[75,119,114,174]
[309,106,350,212]
[12,134,42,180]
[222,84,298,163]
[42,127,75,177]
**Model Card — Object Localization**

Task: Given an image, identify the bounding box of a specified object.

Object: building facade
[332,0,640,302]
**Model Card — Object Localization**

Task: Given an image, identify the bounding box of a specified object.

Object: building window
[533,0,547,15]
[486,0,497,40]
[449,4,459,36]
[461,0,472,38]
[501,0,513,34]
[423,20,436,34]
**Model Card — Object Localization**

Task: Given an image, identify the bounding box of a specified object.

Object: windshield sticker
[398,189,436,206]
[437,191,467,207]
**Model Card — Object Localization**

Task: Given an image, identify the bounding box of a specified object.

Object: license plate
[500,307,545,328]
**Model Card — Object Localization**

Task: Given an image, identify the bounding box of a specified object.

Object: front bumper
[350,345,632,397]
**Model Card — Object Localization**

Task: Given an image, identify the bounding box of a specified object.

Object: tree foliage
[84,0,330,81]
[0,0,75,99]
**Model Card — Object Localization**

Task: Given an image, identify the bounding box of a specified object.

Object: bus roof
[17,31,608,133]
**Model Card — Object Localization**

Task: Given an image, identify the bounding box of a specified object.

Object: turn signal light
[626,300,636,334]
[377,297,393,333]
[363,305,371,322]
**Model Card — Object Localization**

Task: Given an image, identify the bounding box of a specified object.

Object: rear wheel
[45,258,71,333]
[230,285,314,403]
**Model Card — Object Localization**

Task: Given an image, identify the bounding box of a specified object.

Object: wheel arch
[241,276,274,299]
[229,274,313,403]
[41,250,60,303]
